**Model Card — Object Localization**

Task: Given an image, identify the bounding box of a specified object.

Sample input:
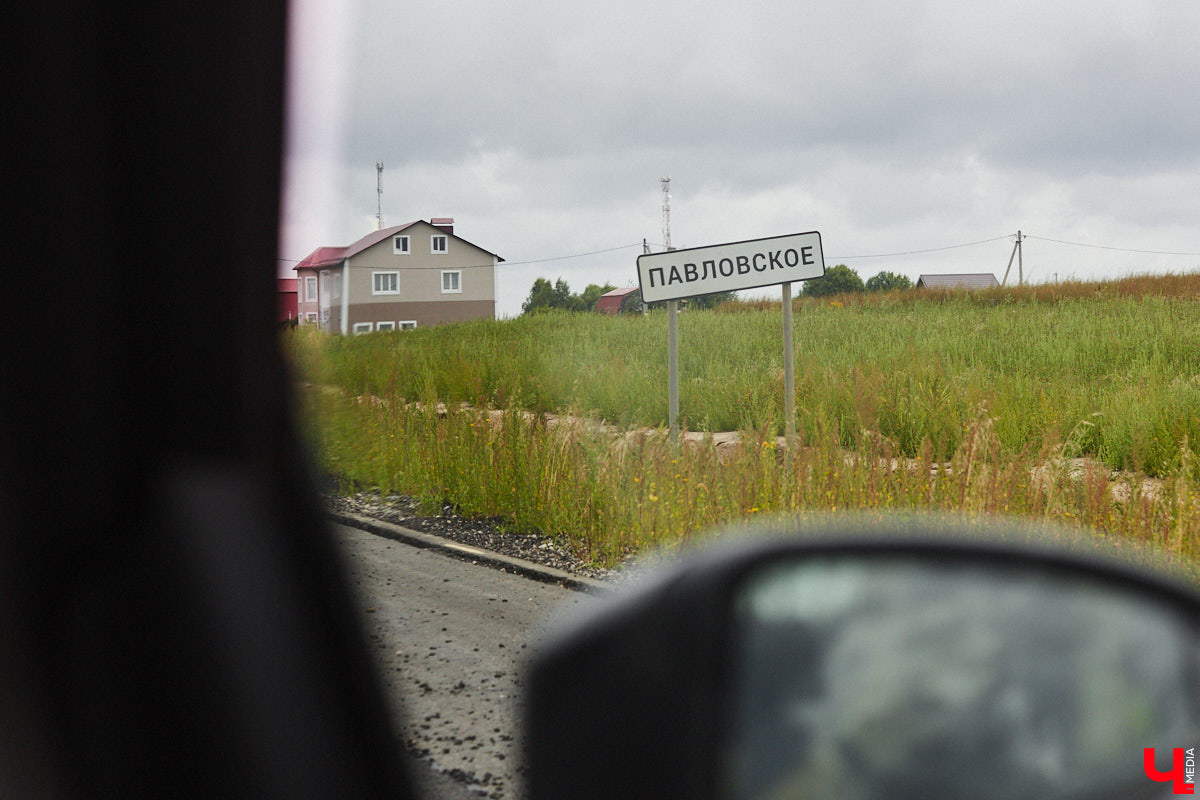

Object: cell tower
[375,161,384,230]
[661,176,672,251]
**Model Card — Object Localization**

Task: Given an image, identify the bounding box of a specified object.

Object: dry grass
[288,271,1200,577]
[301,388,1200,577]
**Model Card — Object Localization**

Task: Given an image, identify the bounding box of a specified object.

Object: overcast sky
[279,0,1200,317]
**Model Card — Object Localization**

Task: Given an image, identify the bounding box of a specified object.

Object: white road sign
[637,231,825,303]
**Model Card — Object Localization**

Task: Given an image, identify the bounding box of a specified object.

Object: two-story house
[294,218,502,332]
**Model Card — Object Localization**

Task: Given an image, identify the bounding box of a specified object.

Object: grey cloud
[284,0,1200,307]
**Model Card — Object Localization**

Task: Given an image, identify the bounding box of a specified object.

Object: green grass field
[287,273,1200,574]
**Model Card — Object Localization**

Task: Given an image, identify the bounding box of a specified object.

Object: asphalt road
[332,522,600,800]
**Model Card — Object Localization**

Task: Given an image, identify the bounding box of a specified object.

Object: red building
[277,278,298,322]
[595,287,639,315]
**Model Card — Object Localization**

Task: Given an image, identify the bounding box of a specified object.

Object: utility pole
[1017,229,1024,285]
[375,161,384,230]
[1001,230,1025,286]
[661,176,678,443]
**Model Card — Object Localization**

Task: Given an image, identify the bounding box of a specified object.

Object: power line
[643,235,1015,260]
[276,232,1200,271]
[1024,235,1200,257]
[828,235,1012,260]
[504,243,645,266]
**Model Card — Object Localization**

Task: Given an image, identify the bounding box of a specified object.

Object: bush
[687,291,737,310]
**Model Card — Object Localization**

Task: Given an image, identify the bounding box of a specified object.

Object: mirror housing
[524,519,1200,800]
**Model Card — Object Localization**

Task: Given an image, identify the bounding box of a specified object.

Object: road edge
[328,511,613,596]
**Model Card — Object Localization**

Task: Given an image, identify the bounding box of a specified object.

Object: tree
[552,278,572,310]
[573,283,616,312]
[521,278,617,314]
[614,288,734,313]
[521,277,560,314]
[803,264,864,297]
[522,277,737,315]
[866,270,913,292]
[687,291,737,310]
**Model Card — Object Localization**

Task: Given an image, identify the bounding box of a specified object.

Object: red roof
[295,246,345,270]
[596,287,639,314]
[294,224,418,270]
[294,220,503,270]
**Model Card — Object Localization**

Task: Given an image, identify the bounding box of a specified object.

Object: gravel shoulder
[324,489,623,583]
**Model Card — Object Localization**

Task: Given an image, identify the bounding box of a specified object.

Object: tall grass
[287,273,1200,575]
[287,273,1200,477]
[301,389,1200,576]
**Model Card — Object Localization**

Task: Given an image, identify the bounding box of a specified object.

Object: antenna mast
[661,176,672,251]
[375,161,384,230]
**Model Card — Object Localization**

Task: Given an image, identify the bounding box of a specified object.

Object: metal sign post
[668,299,679,443]
[782,282,795,458]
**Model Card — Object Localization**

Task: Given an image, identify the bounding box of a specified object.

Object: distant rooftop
[916,273,1000,290]
[595,286,639,315]
[294,219,502,270]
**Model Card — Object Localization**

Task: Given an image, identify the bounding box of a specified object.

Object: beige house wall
[294,220,498,331]
[347,300,494,330]
[347,221,495,307]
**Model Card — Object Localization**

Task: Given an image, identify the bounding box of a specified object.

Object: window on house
[393,235,410,254]
[399,321,417,330]
[333,273,342,299]
[375,321,395,331]
[372,271,399,295]
[306,312,317,323]
[352,322,372,334]
[305,276,317,301]
[431,235,448,254]
[441,270,461,293]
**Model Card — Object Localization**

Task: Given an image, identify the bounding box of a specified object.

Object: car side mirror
[524,521,1200,800]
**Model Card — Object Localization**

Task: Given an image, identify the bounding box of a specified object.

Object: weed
[286,273,1200,576]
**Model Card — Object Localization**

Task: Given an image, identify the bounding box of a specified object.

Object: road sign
[637,231,825,303]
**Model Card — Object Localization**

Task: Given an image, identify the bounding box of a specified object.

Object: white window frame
[393,235,410,255]
[305,312,317,323]
[431,235,448,254]
[375,321,395,331]
[440,270,462,294]
[351,322,373,334]
[333,273,342,299]
[372,270,400,295]
[304,276,317,302]
[398,320,417,330]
